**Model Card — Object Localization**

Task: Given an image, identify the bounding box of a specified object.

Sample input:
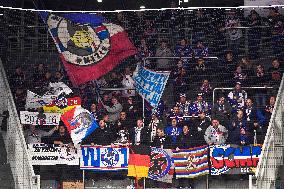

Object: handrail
[255,75,284,187]
[0,59,40,189]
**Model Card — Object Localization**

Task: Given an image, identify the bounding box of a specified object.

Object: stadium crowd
[4,7,284,153]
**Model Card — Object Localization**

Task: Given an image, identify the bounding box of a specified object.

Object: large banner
[173,145,209,178]
[25,90,56,110]
[133,66,170,108]
[28,143,79,165]
[20,111,61,125]
[40,12,137,86]
[210,145,262,175]
[80,146,129,170]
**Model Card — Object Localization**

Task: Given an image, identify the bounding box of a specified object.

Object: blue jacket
[165,126,182,145]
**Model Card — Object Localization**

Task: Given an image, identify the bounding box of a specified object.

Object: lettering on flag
[40,12,137,86]
[43,97,81,114]
[20,111,61,125]
[80,146,129,170]
[28,143,79,165]
[210,145,262,175]
[133,66,169,108]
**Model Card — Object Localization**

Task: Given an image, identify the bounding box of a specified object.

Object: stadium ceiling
[1,0,244,11]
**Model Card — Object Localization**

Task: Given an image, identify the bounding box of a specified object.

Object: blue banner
[80,146,129,171]
[133,66,170,108]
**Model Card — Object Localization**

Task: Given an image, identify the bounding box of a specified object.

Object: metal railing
[0,59,40,189]
[255,75,284,189]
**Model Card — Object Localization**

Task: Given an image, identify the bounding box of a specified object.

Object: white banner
[47,82,73,96]
[25,90,56,110]
[20,111,61,125]
[28,143,79,165]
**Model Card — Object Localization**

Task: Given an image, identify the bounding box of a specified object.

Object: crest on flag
[149,148,174,183]
[48,14,112,66]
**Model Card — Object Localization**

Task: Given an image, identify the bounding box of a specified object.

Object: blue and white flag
[80,146,129,170]
[133,66,170,108]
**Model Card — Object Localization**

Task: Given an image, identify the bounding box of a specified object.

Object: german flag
[127,145,151,178]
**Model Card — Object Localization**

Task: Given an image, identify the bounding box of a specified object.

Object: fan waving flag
[61,106,98,145]
[173,145,209,178]
[40,12,137,86]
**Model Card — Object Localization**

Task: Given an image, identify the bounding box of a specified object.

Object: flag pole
[82,170,85,188]
[142,59,146,122]
[143,177,146,189]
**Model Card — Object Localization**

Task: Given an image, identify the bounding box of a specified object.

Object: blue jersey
[165,126,182,144]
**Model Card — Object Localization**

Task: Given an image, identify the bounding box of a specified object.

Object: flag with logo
[61,106,98,145]
[148,148,174,183]
[80,146,129,170]
[173,145,209,178]
[43,96,81,114]
[40,12,137,86]
[133,65,170,108]
[128,145,151,178]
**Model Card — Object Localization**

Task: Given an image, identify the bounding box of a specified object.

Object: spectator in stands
[115,111,131,132]
[199,79,212,99]
[108,72,123,88]
[121,67,135,98]
[52,125,73,146]
[204,119,228,145]
[32,63,46,83]
[267,7,283,57]
[233,65,248,84]
[174,39,192,66]
[165,119,182,146]
[239,57,254,76]
[25,125,58,144]
[14,87,26,111]
[151,127,172,149]
[176,125,198,149]
[102,97,123,123]
[129,119,149,145]
[193,40,209,57]
[54,71,67,83]
[212,96,232,127]
[11,66,26,89]
[220,51,237,83]
[268,58,283,86]
[136,38,153,65]
[42,71,54,89]
[167,105,184,124]
[247,10,262,59]
[193,58,207,79]
[97,94,110,115]
[148,112,163,143]
[193,112,210,145]
[155,40,172,70]
[83,119,114,145]
[189,93,211,116]
[244,98,266,143]
[228,110,250,145]
[175,93,191,116]
[90,103,99,121]
[143,19,157,42]
[228,82,247,114]
[123,96,139,121]
[225,10,243,57]
[173,67,189,96]
[264,96,276,125]
[251,64,269,107]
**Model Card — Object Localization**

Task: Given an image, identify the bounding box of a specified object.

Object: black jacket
[176,132,198,149]
[82,127,114,146]
[151,135,172,149]
[129,127,151,146]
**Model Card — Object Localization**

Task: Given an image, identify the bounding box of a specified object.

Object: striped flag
[173,145,209,178]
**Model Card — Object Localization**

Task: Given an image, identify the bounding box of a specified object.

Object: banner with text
[20,111,61,125]
[80,146,129,171]
[133,66,170,108]
[28,143,79,165]
[210,145,262,175]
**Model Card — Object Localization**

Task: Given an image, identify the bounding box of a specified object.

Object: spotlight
[184,0,189,2]
[140,5,145,9]
[97,0,102,2]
